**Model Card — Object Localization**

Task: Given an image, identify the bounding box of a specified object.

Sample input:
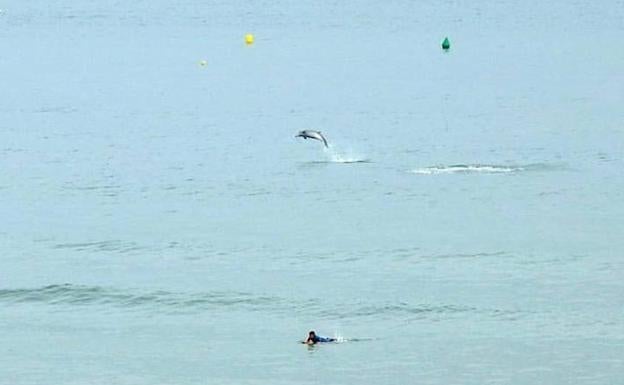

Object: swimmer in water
[303,330,336,345]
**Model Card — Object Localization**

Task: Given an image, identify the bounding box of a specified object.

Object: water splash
[332,332,348,343]
[323,146,370,164]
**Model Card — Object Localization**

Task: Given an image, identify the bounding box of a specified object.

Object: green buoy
[442,37,450,50]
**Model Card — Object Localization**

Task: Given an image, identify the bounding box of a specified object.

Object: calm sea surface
[1,1,623,384]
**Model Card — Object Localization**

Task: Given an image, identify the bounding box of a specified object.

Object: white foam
[410,164,522,175]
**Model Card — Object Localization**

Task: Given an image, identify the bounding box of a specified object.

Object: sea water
[1,1,623,384]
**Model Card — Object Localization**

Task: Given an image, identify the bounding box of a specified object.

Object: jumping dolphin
[295,130,328,147]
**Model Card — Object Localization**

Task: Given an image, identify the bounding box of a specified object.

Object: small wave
[314,302,526,322]
[410,163,566,175]
[52,240,141,253]
[410,164,523,175]
[32,106,77,114]
[308,302,480,321]
[421,251,506,260]
[63,184,121,191]
[62,182,122,197]
[0,285,526,321]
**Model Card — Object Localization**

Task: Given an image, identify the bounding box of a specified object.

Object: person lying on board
[302,330,336,345]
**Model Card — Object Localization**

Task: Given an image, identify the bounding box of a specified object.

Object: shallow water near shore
[1,1,623,384]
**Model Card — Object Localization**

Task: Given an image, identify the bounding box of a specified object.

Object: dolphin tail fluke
[319,133,328,147]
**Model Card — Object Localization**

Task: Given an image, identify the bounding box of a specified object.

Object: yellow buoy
[245,33,254,45]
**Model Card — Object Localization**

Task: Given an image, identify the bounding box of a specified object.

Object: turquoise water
[1,1,623,384]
